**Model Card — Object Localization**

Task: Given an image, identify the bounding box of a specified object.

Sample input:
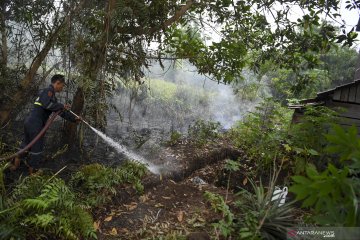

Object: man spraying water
[8,74,160,175]
[10,74,81,174]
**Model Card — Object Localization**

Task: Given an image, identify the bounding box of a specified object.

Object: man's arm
[37,88,78,123]
[59,110,77,123]
[37,88,63,111]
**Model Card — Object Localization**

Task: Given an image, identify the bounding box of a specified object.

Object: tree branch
[0,0,85,126]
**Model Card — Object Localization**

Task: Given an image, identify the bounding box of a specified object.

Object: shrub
[290,125,360,226]
[188,119,221,146]
[229,99,292,169]
[230,101,340,174]
[167,130,182,146]
[70,161,147,207]
[204,179,295,239]
[0,175,97,240]
[287,106,339,173]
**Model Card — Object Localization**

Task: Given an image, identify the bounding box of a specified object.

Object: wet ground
[93,138,243,239]
[89,135,295,239]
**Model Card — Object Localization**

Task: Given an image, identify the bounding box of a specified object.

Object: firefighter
[10,74,81,174]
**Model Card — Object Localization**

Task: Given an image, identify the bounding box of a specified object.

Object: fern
[1,161,146,239]
[0,175,97,240]
[22,198,49,210]
[70,161,146,207]
[25,213,55,228]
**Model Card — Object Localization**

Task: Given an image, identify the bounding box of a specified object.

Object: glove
[75,116,83,123]
[64,104,71,110]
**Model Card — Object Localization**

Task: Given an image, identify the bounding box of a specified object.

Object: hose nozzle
[68,110,91,127]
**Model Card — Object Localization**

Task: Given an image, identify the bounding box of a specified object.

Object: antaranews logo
[287,228,336,239]
[287,229,297,238]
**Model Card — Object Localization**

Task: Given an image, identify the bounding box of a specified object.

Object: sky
[281,0,360,49]
[198,0,360,49]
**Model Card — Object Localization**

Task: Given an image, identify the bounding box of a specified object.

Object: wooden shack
[289,79,360,132]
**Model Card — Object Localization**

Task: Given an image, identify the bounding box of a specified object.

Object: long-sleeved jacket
[29,84,76,125]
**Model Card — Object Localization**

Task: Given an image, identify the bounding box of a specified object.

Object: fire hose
[0,110,63,162]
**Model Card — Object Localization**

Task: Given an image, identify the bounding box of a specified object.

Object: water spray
[68,110,161,175]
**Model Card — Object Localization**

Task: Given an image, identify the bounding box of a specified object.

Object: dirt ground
[93,138,251,239]
[3,135,292,239]
[94,163,235,239]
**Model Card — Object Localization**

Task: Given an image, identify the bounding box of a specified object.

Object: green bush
[188,119,221,146]
[290,125,360,226]
[204,191,234,238]
[166,130,182,146]
[70,161,147,207]
[287,106,339,173]
[230,102,340,174]
[0,175,97,240]
[204,179,295,239]
[0,160,148,239]
[229,99,292,169]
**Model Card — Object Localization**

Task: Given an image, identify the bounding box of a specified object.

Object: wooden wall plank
[356,84,360,103]
[349,85,357,102]
[328,102,360,119]
[333,89,341,100]
[340,117,360,126]
[340,87,349,101]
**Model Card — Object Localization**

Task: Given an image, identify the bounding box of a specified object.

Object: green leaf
[289,185,309,200]
[308,149,319,156]
[292,176,311,185]
[302,193,318,208]
[306,164,319,179]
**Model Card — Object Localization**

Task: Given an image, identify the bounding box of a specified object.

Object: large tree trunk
[64,87,84,143]
[0,1,84,127]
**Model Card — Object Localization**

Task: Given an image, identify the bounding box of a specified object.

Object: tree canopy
[0,0,359,127]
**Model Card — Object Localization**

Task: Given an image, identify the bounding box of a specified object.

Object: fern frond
[24,213,55,228]
[22,198,48,211]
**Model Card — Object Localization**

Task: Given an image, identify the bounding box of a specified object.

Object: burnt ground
[2,133,295,239]
[91,137,294,239]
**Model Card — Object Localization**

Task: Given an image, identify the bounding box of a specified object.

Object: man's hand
[64,104,71,110]
[75,116,83,123]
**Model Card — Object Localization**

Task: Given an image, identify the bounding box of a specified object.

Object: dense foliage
[1,0,359,127]
[230,101,340,174]
[290,125,360,226]
[0,161,147,239]
[1,0,360,238]
[205,179,295,239]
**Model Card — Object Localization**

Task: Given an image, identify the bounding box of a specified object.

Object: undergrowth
[0,175,96,240]
[205,177,295,239]
[188,119,221,146]
[290,125,360,226]
[229,99,292,171]
[0,160,147,239]
[229,99,339,174]
[228,99,358,229]
[70,161,146,207]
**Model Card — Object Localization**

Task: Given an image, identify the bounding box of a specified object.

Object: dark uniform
[19,84,76,169]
